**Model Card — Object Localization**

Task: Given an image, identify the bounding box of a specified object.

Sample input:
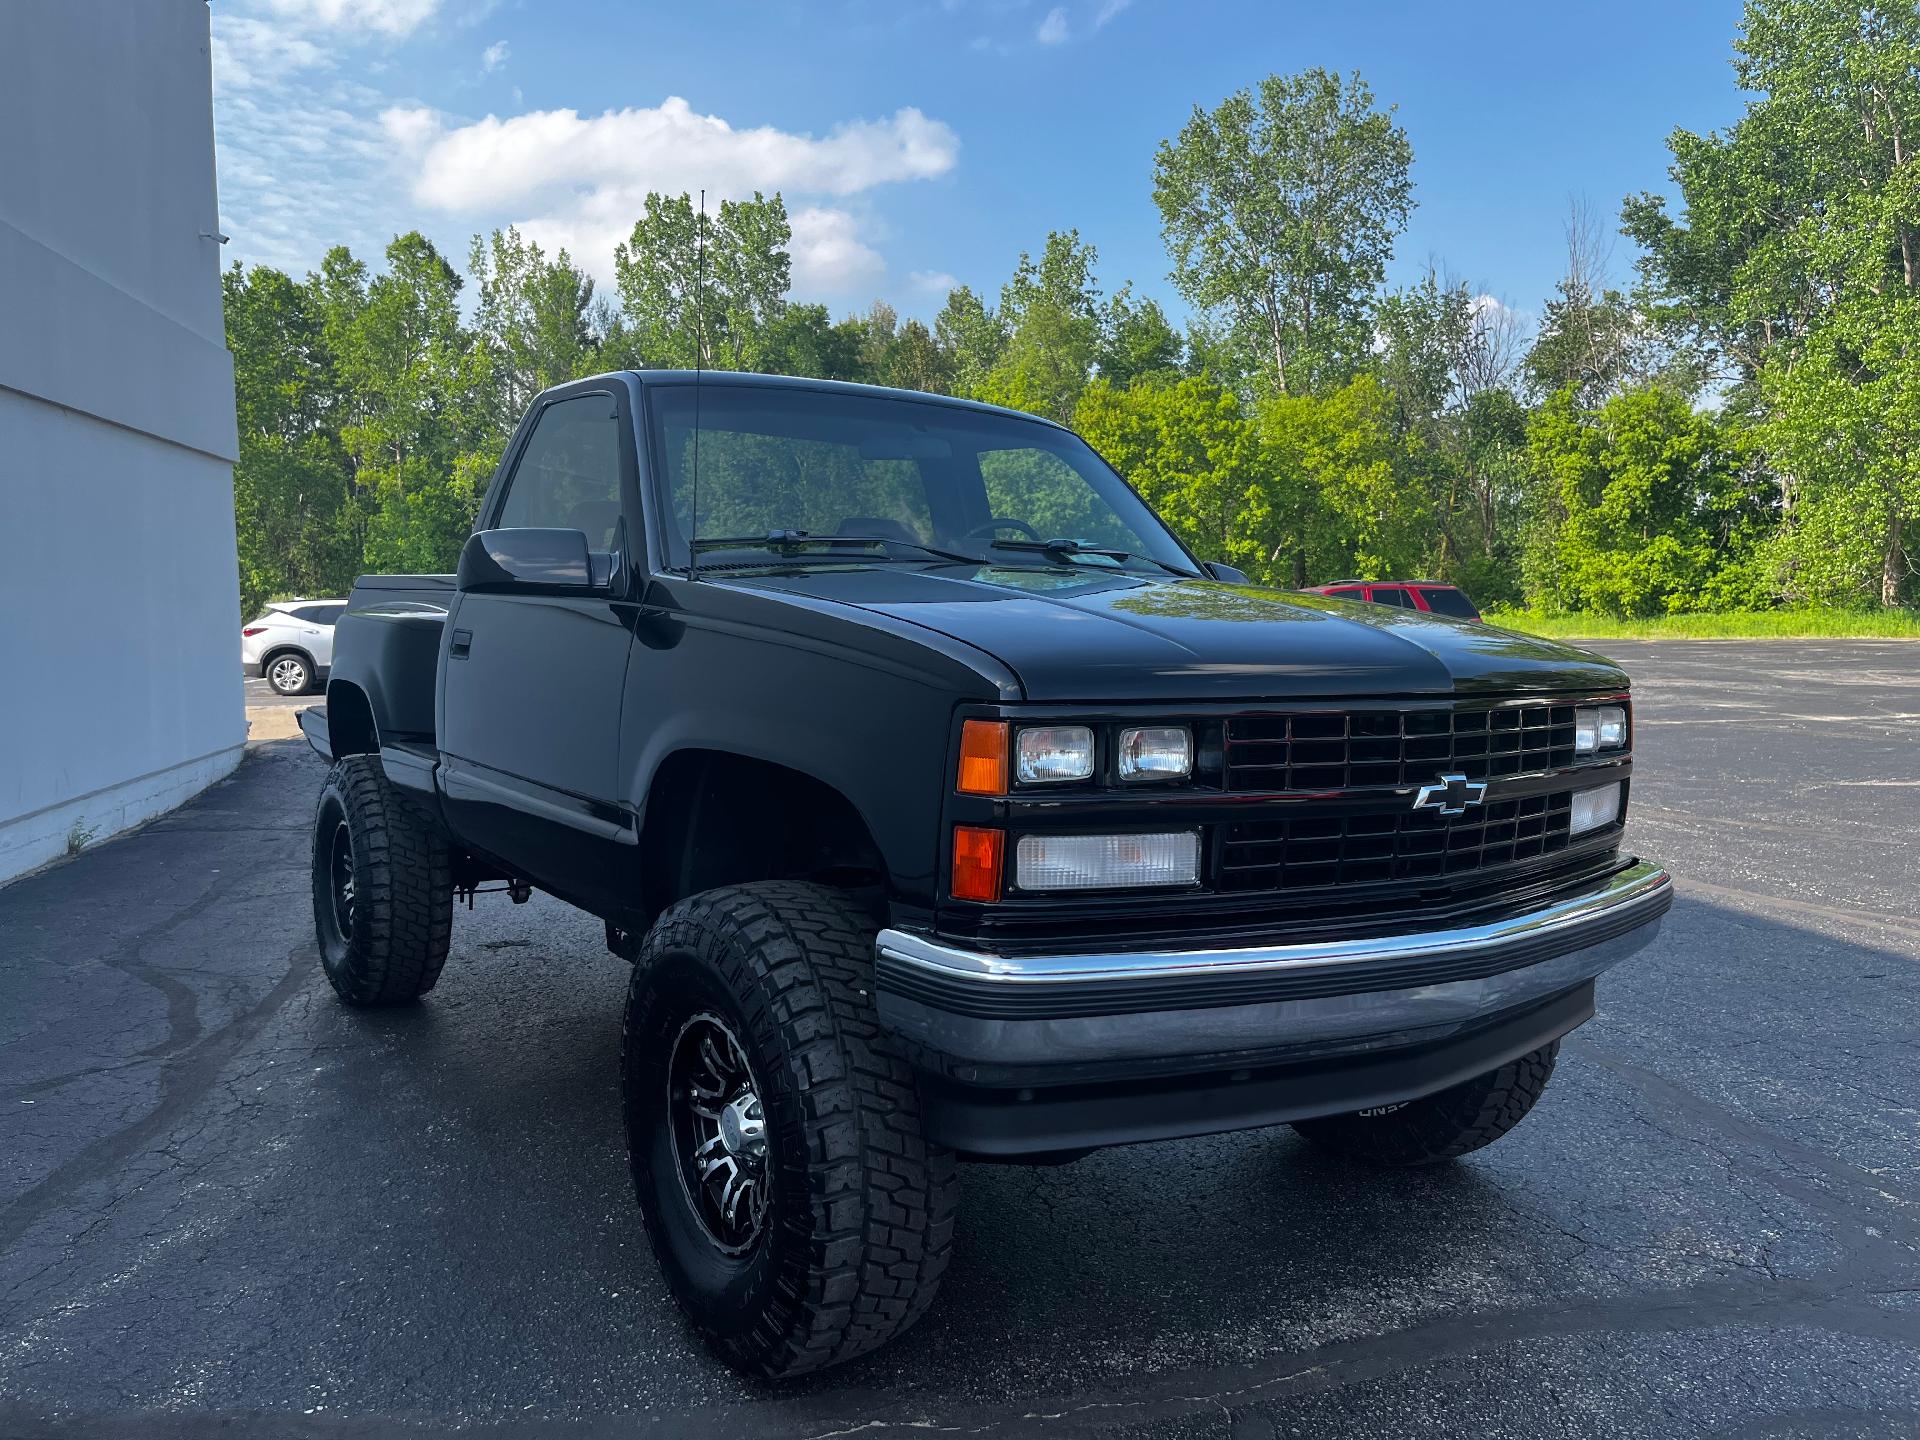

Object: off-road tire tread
[626,881,957,1378]
[316,755,452,1006]
[1291,1041,1560,1167]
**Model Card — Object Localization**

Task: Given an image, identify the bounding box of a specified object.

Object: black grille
[1224,704,1579,791]
[1219,792,1597,893]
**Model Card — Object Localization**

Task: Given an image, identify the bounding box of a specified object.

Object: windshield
[645,383,1198,575]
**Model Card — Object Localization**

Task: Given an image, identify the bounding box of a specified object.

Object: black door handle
[449,628,473,659]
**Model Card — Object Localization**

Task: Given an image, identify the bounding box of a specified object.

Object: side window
[296,605,341,626]
[498,395,624,550]
[1369,587,1412,608]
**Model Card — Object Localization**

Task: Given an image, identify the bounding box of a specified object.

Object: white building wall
[0,0,244,881]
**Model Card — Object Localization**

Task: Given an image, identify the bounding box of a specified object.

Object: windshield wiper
[988,537,1197,577]
[692,531,987,566]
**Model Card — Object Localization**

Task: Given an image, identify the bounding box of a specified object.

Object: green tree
[1097,285,1184,386]
[1368,270,1530,596]
[224,262,358,615]
[1074,375,1267,575]
[1259,375,1423,586]
[1153,69,1414,396]
[1523,386,1770,616]
[1762,291,1920,603]
[1524,208,1662,406]
[887,318,954,394]
[1625,1,1920,601]
[755,302,867,381]
[468,226,603,427]
[934,285,1006,394]
[314,233,493,574]
[612,191,792,369]
[973,230,1104,422]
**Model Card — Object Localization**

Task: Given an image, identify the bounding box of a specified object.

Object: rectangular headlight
[1118,726,1192,781]
[1575,708,1598,753]
[1569,782,1621,836]
[1016,725,1094,784]
[1576,705,1629,754]
[1015,831,1200,891]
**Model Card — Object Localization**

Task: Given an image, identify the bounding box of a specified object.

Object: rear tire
[267,652,313,695]
[622,881,957,1379]
[312,756,453,1006]
[1290,1041,1561,1167]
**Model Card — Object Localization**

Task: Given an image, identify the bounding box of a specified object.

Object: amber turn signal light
[956,719,1008,796]
[951,825,1005,902]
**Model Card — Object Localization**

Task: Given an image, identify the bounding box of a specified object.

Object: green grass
[1481,607,1920,640]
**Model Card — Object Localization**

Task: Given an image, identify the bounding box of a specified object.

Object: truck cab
[299,370,1670,1380]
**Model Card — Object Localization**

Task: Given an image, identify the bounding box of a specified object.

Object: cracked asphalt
[2,639,1917,1438]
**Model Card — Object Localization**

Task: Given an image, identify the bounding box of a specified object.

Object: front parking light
[1569,783,1622,837]
[1014,831,1200,891]
[951,825,1005,901]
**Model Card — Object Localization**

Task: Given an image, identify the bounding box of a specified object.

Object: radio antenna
[689,187,707,580]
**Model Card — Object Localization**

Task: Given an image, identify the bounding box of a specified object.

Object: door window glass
[499,395,624,549]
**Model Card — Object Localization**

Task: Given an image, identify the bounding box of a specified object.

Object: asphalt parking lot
[3,639,1918,1438]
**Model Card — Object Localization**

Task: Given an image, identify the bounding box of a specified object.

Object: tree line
[227,0,1919,619]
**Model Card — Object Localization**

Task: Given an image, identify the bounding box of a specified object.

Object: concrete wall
[0,1,244,881]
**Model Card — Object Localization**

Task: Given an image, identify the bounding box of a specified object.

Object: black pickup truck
[298,370,1671,1378]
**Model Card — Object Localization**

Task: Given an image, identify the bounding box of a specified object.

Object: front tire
[267,652,313,695]
[1290,1041,1561,1167]
[312,756,453,1006]
[623,881,957,1379]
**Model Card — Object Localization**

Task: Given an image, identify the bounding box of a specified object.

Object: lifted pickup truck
[300,370,1671,1378]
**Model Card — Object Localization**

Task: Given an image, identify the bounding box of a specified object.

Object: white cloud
[1093,0,1131,27]
[396,99,958,212]
[1036,7,1069,43]
[790,208,887,295]
[261,0,443,38]
[910,269,960,295]
[213,8,413,276]
[380,98,958,299]
[211,8,957,304]
[211,17,327,90]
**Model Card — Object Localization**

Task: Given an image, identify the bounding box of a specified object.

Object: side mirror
[1201,561,1251,584]
[457,528,596,593]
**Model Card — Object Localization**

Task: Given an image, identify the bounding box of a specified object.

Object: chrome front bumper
[876,860,1672,1072]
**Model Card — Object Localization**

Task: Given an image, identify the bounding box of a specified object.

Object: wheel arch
[324,678,380,756]
[636,748,889,925]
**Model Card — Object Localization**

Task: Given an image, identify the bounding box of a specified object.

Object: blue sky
[211,0,1748,331]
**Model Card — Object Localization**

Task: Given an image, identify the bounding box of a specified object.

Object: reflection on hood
[726,566,1627,703]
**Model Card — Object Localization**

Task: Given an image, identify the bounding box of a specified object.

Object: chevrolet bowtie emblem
[1412,773,1487,816]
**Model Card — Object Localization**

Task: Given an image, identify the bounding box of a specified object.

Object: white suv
[241,600,347,695]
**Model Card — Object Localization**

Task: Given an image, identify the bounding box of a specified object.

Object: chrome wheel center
[717,1092,766,1160]
[667,1014,770,1253]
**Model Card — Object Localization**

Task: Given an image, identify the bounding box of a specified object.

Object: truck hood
[727,565,1625,702]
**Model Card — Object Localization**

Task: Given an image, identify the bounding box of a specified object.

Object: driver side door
[438,385,639,907]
